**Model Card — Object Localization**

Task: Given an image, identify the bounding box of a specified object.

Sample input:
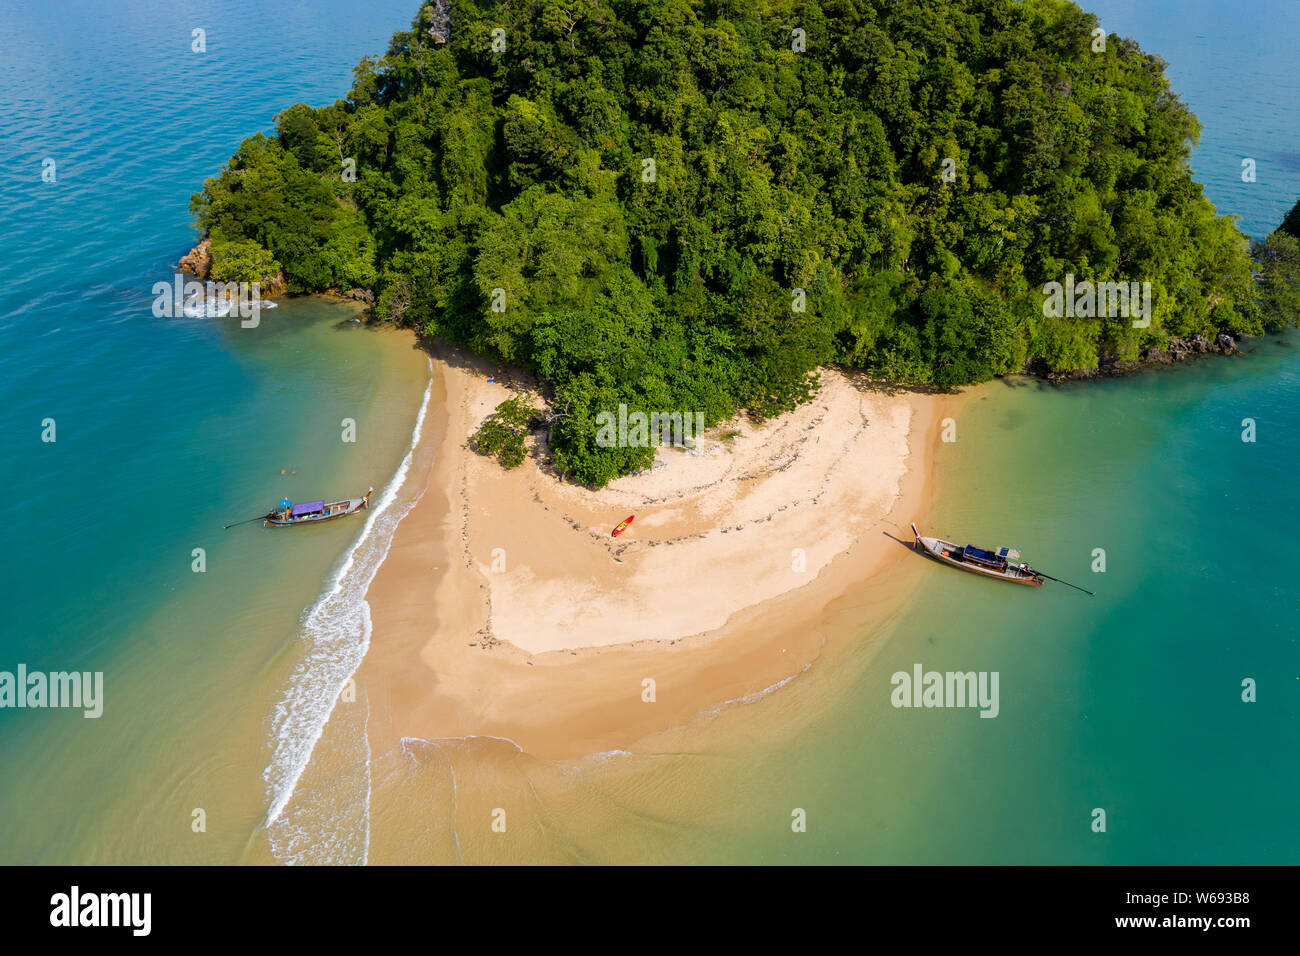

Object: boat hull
[914,533,1044,587]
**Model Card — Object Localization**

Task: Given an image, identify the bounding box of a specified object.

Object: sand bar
[358,344,958,761]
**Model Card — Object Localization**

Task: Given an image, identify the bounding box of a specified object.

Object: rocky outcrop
[176,237,287,295]
[428,0,452,45]
[341,287,375,305]
[1041,332,1243,382]
[263,272,289,296]
[177,238,212,279]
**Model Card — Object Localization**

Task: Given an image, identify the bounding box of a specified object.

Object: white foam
[262,363,434,856]
[699,665,809,717]
[178,292,236,318]
[558,748,633,775]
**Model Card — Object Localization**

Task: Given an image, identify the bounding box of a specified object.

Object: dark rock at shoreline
[342,287,375,305]
[1042,332,1243,383]
[177,237,288,295]
[177,238,212,279]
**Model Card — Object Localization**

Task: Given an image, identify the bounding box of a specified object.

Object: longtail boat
[265,489,373,527]
[611,515,634,537]
[910,522,1044,587]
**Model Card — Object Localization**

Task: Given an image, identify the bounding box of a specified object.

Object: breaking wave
[262,365,433,861]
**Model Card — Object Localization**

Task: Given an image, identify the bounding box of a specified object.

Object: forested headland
[189,0,1300,485]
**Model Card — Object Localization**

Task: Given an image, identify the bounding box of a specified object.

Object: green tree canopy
[192,0,1288,485]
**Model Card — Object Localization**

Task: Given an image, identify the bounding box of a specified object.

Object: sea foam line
[263,364,434,835]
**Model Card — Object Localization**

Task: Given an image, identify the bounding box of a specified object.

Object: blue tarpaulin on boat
[963,545,1005,567]
[291,500,325,516]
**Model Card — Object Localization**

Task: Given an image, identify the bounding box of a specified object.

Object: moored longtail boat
[910,522,1044,587]
[265,488,373,527]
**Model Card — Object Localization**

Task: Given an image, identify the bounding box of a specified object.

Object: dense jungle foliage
[191,0,1299,485]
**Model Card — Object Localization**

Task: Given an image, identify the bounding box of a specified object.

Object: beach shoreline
[354,342,963,764]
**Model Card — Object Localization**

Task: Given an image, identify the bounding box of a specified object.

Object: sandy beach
[357,344,959,762]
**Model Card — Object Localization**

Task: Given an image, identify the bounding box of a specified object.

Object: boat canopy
[291,500,325,516]
[963,544,1006,568]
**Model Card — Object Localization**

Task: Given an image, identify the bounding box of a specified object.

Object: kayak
[611,515,634,536]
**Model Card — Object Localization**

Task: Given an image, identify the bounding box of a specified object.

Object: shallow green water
[666,342,1299,864]
[0,0,427,864]
[0,303,429,863]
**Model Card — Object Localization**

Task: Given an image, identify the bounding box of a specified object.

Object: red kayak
[611,515,634,537]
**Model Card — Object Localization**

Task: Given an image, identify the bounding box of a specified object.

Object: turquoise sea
[0,0,429,863]
[0,0,1296,863]
[708,340,1300,864]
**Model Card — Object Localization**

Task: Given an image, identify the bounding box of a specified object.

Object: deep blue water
[1089,0,1300,239]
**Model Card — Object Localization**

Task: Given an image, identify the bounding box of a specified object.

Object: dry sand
[357,344,959,761]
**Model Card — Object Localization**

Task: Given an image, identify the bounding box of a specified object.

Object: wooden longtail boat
[611,515,634,537]
[910,522,1044,587]
[265,489,373,527]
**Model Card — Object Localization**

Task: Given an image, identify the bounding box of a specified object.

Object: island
[186,0,1300,486]
[186,0,1300,817]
